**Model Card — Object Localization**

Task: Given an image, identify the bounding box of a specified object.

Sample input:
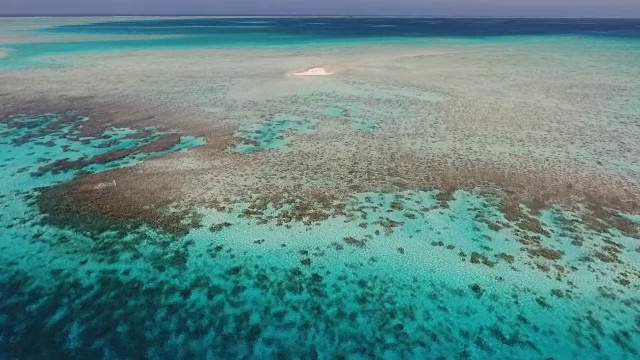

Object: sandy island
[291,67,333,76]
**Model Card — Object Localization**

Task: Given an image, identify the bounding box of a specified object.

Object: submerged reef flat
[2,17,640,359]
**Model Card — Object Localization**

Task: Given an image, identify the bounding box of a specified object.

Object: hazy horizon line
[1,14,640,19]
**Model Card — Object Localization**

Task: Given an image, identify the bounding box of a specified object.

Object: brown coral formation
[34,133,182,176]
[0,42,638,242]
[31,103,640,240]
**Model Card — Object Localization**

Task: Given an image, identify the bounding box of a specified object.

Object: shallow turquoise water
[2,18,640,69]
[323,103,378,132]
[1,112,640,359]
[2,17,640,359]
[232,114,318,154]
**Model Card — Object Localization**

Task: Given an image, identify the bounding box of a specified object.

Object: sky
[1,0,639,17]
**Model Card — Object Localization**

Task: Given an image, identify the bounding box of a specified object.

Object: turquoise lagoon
[1,17,640,359]
[2,18,640,68]
[1,113,640,358]
[233,114,318,154]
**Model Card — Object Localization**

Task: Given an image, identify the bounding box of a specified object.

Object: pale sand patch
[291,67,333,76]
[0,49,10,59]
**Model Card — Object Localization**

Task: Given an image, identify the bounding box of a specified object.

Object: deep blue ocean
[50,17,640,38]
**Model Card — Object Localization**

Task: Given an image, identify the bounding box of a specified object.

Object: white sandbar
[291,67,333,76]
